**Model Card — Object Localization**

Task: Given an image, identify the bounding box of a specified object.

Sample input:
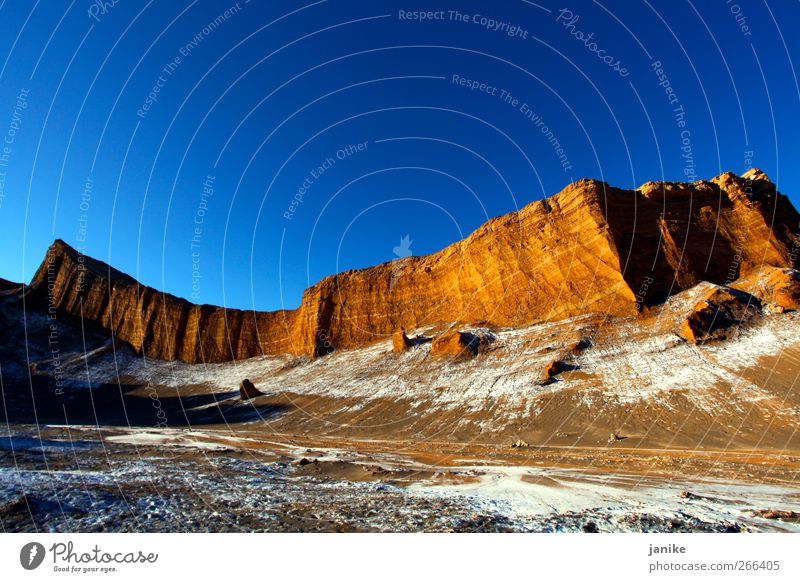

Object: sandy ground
[3,289,800,532]
[2,424,799,533]
[7,304,800,452]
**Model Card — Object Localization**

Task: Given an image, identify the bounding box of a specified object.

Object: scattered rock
[278,356,308,372]
[0,493,34,517]
[392,328,413,352]
[431,330,493,358]
[569,337,593,354]
[770,270,800,310]
[734,267,800,311]
[541,359,577,384]
[764,303,785,315]
[752,510,800,521]
[239,378,263,400]
[678,286,761,343]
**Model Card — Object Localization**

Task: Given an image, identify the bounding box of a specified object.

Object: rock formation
[24,240,301,363]
[541,359,577,384]
[732,266,800,311]
[677,286,761,343]
[392,328,412,352]
[21,170,800,362]
[430,330,485,358]
[239,379,263,400]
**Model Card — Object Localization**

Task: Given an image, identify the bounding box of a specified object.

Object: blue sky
[0,0,798,311]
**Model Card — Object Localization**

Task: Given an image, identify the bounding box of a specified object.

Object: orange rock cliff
[24,169,800,362]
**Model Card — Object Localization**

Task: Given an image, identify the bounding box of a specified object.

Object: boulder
[753,510,800,521]
[392,328,413,352]
[736,267,800,311]
[239,378,263,400]
[771,271,800,309]
[430,330,492,358]
[678,286,761,343]
[541,359,577,384]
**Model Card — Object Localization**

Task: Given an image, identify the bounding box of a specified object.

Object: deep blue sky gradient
[0,0,798,311]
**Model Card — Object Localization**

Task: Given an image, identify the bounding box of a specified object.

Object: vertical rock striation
[24,170,800,362]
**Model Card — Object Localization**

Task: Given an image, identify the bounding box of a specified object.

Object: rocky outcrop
[24,240,303,362]
[678,286,761,343]
[541,359,578,384]
[608,170,798,305]
[239,379,263,400]
[392,328,412,352]
[733,266,800,311]
[24,170,800,362]
[431,331,480,358]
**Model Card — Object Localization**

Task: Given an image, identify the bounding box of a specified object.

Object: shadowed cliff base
[0,374,289,428]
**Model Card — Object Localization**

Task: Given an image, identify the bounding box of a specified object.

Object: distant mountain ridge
[19,169,800,363]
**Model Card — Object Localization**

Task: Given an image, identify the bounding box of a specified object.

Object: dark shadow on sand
[0,375,289,428]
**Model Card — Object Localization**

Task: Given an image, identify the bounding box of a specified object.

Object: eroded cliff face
[604,168,800,304]
[25,243,301,362]
[24,170,800,362]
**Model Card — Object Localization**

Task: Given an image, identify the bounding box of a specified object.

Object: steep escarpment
[295,169,798,353]
[601,168,800,304]
[294,179,637,355]
[25,242,302,362]
[22,170,800,362]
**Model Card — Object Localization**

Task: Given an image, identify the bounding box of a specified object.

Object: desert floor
[2,423,799,533]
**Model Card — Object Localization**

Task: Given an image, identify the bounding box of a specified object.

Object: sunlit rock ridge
[24,169,800,363]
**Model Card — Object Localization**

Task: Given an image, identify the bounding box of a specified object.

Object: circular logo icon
[20,542,46,570]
